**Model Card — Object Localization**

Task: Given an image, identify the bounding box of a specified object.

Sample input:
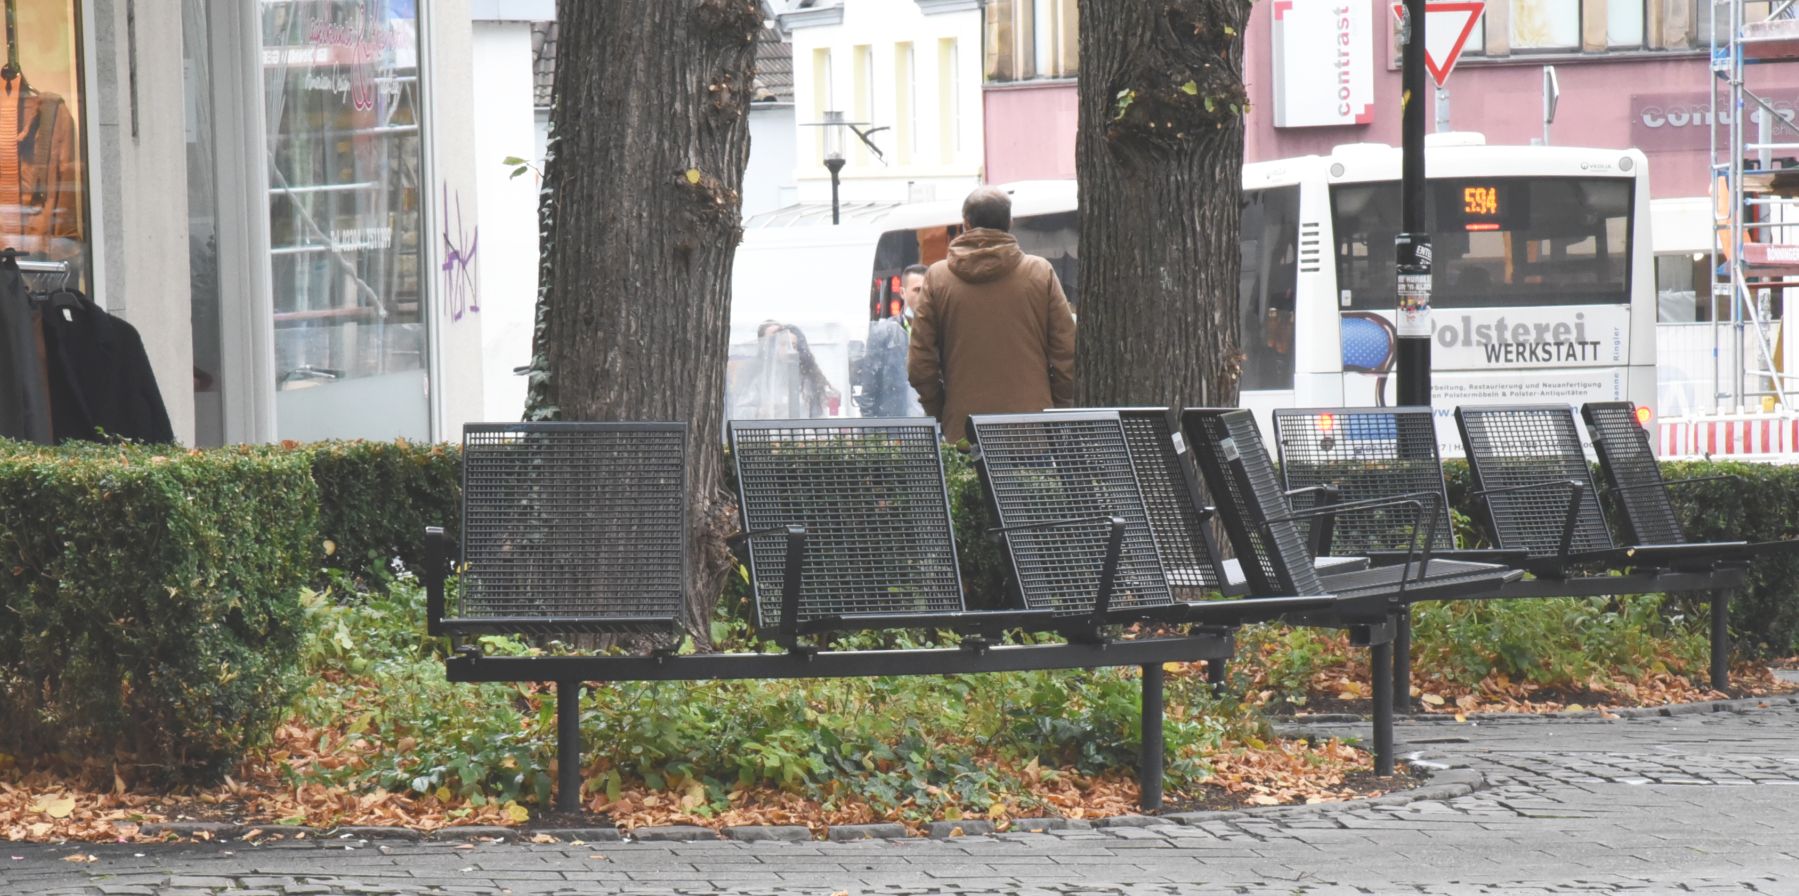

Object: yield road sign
[1391,1,1486,88]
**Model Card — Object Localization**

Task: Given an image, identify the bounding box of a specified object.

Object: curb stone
[1007,817,1082,832]
[722,825,811,842]
[926,820,995,839]
[329,825,422,842]
[426,826,517,842]
[631,825,717,842]
[137,822,242,840]
[1091,814,1176,829]
[532,827,623,842]
[828,823,907,841]
[239,825,321,841]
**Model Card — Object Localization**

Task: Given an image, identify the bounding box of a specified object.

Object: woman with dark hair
[731,320,840,419]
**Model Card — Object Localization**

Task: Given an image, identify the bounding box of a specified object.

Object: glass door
[262,0,429,441]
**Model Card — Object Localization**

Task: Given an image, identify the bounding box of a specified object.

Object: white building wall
[470,20,542,421]
[426,0,488,438]
[783,1,983,206]
[746,103,798,218]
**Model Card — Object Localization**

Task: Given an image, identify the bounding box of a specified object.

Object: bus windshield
[1331,176,1634,309]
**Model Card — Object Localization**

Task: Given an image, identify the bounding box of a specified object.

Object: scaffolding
[1711,0,1799,412]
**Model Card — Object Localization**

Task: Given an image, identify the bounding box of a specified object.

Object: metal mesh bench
[1453,404,1747,689]
[427,422,689,636]
[1456,405,1730,574]
[426,419,1235,814]
[1114,408,1368,601]
[1179,408,1523,773]
[729,417,1064,644]
[1581,402,1797,562]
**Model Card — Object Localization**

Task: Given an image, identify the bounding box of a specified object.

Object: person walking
[907,186,1076,442]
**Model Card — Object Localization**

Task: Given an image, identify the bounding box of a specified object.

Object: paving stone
[138,821,243,840]
[721,825,811,842]
[827,823,907,841]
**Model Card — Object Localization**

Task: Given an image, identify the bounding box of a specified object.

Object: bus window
[1332,176,1634,309]
[1241,186,1301,390]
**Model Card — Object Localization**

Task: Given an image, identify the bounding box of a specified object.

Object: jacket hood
[947,228,1024,283]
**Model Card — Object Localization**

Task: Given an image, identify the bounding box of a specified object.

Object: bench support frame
[449,634,1235,814]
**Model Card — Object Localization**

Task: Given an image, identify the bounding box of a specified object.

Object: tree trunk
[1075,0,1253,409]
[525,0,761,642]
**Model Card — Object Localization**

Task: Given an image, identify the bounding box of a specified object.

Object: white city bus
[730,135,1657,453]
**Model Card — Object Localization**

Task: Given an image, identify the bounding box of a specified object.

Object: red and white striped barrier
[1657,415,1799,459]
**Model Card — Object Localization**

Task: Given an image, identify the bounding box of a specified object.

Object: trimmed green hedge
[307,439,461,583]
[0,442,318,781]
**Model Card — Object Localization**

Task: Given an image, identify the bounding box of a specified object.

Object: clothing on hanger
[40,288,174,444]
[0,262,51,441]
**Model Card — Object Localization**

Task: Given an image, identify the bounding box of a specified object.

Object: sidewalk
[7,696,1799,895]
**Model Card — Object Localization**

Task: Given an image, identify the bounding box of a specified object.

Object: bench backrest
[1454,405,1614,556]
[968,411,1176,615]
[1180,409,1328,597]
[1581,402,1685,546]
[1272,407,1456,553]
[1114,408,1233,595]
[459,422,687,633]
[729,418,967,630]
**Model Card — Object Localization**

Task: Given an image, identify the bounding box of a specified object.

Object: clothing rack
[12,258,68,275]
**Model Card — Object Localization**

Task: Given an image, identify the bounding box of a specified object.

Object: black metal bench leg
[1712,591,1730,693]
[1206,657,1227,693]
[557,680,584,813]
[1139,663,1164,812]
[1370,641,1394,777]
[1393,608,1412,713]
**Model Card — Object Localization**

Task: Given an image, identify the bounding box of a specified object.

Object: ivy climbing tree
[1074,0,1254,408]
[524,0,762,640]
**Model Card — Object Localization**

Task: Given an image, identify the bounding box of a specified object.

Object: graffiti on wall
[442,182,480,323]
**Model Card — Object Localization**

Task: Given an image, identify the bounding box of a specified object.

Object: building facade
[779,0,985,211]
[0,1,492,448]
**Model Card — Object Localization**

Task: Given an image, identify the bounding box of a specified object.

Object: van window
[868,210,1082,320]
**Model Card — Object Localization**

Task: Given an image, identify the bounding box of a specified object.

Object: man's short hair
[902,263,929,282]
[962,186,1012,232]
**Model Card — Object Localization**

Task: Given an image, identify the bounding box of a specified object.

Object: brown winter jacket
[906,228,1077,443]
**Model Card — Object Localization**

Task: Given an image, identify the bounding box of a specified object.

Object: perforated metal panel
[1455,406,1614,557]
[1582,402,1685,546]
[1117,409,1229,593]
[730,419,966,630]
[1273,407,1455,553]
[1181,410,1328,598]
[458,423,686,632]
[969,412,1175,614]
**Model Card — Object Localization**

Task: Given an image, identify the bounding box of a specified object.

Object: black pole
[1370,641,1394,776]
[556,680,583,813]
[1393,607,1412,713]
[1139,663,1164,811]
[1395,0,1432,408]
[1711,593,1730,692]
[1206,656,1227,693]
[825,158,846,226]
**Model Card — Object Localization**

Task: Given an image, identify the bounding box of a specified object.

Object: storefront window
[0,1,89,279]
[262,0,429,440]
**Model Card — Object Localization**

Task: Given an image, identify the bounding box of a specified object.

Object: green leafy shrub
[295,581,1255,820]
[306,440,461,584]
[0,440,318,782]
[1409,595,1710,690]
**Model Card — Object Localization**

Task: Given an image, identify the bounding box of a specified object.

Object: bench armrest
[1260,492,1444,598]
[1281,484,1342,557]
[728,525,812,649]
[424,526,453,637]
[1473,478,1586,562]
[988,515,1128,630]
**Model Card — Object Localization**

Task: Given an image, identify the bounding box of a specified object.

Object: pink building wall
[984,82,1078,183]
[982,1,1745,200]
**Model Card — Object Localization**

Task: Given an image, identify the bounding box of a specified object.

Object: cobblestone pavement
[6,696,1799,896]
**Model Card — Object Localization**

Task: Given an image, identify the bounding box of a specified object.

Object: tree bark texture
[1075,0,1253,409]
[525,0,761,641]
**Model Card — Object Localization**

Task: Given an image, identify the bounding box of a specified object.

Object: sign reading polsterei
[1272,0,1375,128]
[1630,90,1799,151]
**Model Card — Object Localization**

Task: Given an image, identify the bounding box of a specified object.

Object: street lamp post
[822,110,846,226]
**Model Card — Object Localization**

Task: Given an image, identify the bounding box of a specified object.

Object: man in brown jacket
[907,187,1077,443]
